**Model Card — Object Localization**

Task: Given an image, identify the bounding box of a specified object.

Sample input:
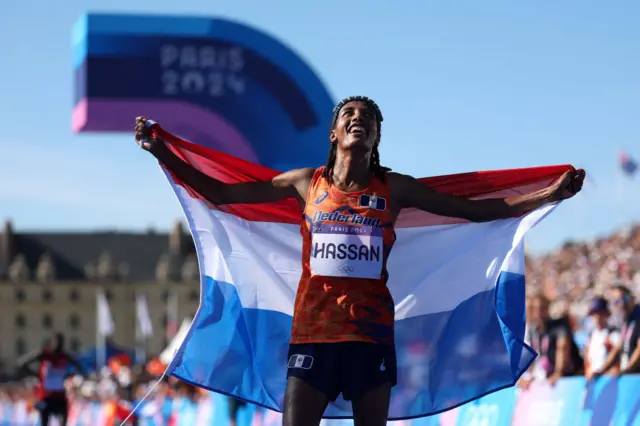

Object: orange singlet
[291,167,396,346]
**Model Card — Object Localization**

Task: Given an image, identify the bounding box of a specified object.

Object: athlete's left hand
[549,169,585,201]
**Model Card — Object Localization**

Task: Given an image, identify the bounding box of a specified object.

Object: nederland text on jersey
[152,124,570,420]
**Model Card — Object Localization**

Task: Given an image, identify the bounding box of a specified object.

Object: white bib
[309,224,383,279]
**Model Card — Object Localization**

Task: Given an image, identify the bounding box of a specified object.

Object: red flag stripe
[153,125,573,228]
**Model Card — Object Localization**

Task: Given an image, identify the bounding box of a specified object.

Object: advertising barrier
[2,375,640,425]
[510,378,586,426]
[453,387,517,426]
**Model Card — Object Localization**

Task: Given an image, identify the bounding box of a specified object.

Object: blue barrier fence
[2,375,640,425]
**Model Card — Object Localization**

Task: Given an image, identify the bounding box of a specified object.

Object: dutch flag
[148,123,571,420]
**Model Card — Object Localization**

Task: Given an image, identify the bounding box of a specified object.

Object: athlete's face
[330,101,379,152]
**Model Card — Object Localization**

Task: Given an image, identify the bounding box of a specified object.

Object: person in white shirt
[585,297,620,379]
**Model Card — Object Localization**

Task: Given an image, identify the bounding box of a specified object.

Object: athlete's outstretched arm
[17,351,42,376]
[135,117,314,207]
[151,142,313,206]
[390,170,584,222]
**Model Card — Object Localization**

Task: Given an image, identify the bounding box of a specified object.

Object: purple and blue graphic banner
[72,13,334,172]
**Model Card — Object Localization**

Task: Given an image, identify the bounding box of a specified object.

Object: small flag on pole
[97,290,114,336]
[619,152,638,176]
[136,294,153,337]
[96,289,114,370]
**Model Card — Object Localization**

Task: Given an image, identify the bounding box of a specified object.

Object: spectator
[593,285,640,377]
[228,396,247,426]
[584,297,620,378]
[521,293,583,387]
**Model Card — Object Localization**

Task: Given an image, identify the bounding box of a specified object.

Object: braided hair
[323,96,391,183]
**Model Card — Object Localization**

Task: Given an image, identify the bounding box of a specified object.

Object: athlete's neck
[331,150,372,191]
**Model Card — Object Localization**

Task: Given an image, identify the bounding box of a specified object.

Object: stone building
[0,219,201,374]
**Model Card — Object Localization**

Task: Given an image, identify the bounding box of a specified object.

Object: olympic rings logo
[339,265,354,273]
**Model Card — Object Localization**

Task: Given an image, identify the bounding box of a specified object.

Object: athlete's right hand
[135,116,163,152]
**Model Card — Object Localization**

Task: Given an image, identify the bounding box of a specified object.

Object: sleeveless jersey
[290,167,396,345]
[38,350,69,398]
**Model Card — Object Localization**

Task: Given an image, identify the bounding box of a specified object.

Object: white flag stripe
[173,185,555,319]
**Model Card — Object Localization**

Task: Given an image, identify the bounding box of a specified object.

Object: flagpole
[141,334,147,365]
[96,288,106,371]
[96,287,114,372]
[620,168,627,228]
[166,290,179,344]
[135,324,147,366]
[135,292,153,366]
[135,291,149,365]
[135,290,142,365]
[614,164,622,228]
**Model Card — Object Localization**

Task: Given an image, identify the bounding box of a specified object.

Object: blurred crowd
[521,223,640,389]
[0,332,224,426]
[525,223,640,323]
[1,223,640,425]
[0,362,218,425]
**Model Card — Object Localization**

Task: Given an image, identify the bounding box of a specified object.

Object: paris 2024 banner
[72,13,335,171]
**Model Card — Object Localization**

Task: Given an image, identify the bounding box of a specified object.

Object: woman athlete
[135,96,584,426]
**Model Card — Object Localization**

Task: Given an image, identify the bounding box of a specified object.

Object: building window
[69,289,80,302]
[105,290,114,301]
[69,314,80,330]
[42,314,53,329]
[15,289,25,303]
[15,313,26,328]
[189,290,199,302]
[70,338,80,353]
[16,338,25,357]
[160,291,169,302]
[42,289,53,303]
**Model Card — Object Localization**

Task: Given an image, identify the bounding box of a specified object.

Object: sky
[0,0,639,255]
